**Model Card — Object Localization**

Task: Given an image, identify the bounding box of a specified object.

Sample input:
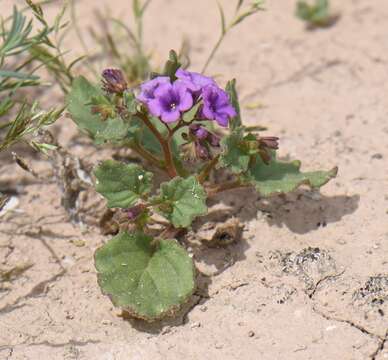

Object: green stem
[201,32,226,74]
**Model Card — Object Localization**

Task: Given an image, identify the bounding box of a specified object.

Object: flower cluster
[136,69,237,127]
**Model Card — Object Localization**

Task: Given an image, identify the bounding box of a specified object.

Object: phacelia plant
[67,50,337,321]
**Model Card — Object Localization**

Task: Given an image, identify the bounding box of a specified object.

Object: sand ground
[0,0,387,359]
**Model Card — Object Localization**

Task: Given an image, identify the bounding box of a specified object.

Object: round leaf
[151,176,207,228]
[94,160,153,208]
[95,231,195,320]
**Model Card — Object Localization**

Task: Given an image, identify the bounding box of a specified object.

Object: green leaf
[123,91,138,115]
[132,0,141,18]
[163,50,181,81]
[218,127,251,173]
[242,155,338,196]
[94,160,153,208]
[236,0,245,12]
[225,79,242,130]
[0,70,39,80]
[182,101,202,122]
[95,231,195,320]
[217,1,227,35]
[67,76,106,137]
[151,176,207,228]
[94,117,130,145]
[296,0,330,26]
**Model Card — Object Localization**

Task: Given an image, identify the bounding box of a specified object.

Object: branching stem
[130,141,164,170]
[137,112,177,178]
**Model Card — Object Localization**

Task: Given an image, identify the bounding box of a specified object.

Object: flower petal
[148,99,162,117]
[219,104,237,118]
[201,104,215,120]
[215,113,229,127]
[178,92,193,112]
[161,109,180,123]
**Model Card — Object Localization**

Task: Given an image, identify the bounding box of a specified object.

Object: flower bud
[259,136,279,150]
[209,133,221,147]
[102,69,127,94]
[189,124,220,148]
[126,204,146,220]
[195,141,211,160]
[257,136,279,164]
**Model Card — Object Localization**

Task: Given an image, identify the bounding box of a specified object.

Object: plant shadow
[124,187,359,333]
[305,14,341,31]
[210,187,359,235]
[125,214,250,334]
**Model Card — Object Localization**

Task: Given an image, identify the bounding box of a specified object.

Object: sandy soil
[0,0,387,359]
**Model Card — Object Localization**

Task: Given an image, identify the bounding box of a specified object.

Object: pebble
[190,322,201,329]
[248,331,255,337]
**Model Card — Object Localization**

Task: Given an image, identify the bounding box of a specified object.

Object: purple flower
[137,76,170,104]
[148,82,193,123]
[176,68,216,93]
[201,85,237,127]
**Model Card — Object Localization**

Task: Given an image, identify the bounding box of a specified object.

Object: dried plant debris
[270,247,338,295]
[0,262,33,282]
[0,193,10,212]
[49,145,93,223]
[273,284,297,305]
[353,275,388,307]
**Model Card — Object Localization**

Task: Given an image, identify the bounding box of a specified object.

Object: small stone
[248,331,255,337]
[161,326,172,335]
[190,322,201,329]
[371,153,383,159]
[200,305,207,312]
[101,319,112,325]
[70,239,86,247]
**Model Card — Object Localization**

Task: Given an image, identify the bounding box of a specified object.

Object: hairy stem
[206,179,249,197]
[197,155,220,184]
[137,112,177,178]
[130,142,164,170]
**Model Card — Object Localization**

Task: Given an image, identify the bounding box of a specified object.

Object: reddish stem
[137,112,177,178]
